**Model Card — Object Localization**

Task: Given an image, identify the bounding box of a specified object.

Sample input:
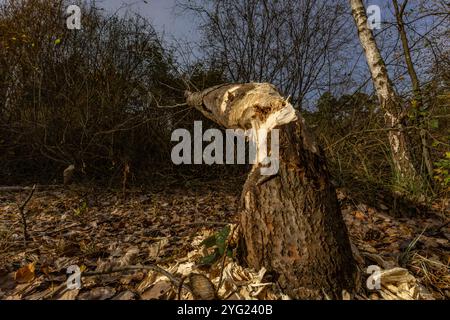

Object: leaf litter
[0,179,448,300]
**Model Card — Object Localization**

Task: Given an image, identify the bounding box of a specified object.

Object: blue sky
[93,0,444,100]
[97,0,388,37]
[97,0,200,42]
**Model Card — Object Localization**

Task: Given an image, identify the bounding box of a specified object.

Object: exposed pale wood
[185,82,297,132]
[185,83,357,299]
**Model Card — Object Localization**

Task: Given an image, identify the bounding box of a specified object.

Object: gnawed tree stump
[185,83,357,299]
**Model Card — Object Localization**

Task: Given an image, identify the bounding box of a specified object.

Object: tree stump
[185,83,357,299]
[239,117,357,299]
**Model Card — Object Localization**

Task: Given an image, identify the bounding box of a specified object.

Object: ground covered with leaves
[0,178,448,300]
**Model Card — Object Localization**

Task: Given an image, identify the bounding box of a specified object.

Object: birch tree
[349,0,419,185]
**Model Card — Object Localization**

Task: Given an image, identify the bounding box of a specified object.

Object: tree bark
[350,0,419,184]
[185,83,357,299]
[240,118,357,299]
[393,0,434,180]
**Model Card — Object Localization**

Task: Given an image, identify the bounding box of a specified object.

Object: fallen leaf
[136,271,157,293]
[189,274,216,300]
[57,289,79,300]
[118,247,140,266]
[141,280,171,300]
[112,290,135,300]
[78,287,116,300]
[148,238,169,259]
[0,272,16,290]
[354,211,366,220]
[15,263,36,284]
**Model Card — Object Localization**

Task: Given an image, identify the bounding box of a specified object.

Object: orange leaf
[354,211,366,220]
[14,262,36,283]
[40,265,51,276]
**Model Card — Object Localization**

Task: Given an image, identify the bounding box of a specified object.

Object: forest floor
[0,177,448,300]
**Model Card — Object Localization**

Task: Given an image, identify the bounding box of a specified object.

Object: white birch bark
[350,0,418,181]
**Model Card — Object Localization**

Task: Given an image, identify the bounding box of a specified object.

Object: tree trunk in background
[186,83,357,299]
[350,0,419,185]
[393,0,434,181]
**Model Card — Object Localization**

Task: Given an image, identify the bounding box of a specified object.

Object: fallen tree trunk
[185,83,357,299]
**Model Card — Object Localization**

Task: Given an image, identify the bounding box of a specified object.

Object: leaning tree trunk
[350,0,419,184]
[185,83,357,299]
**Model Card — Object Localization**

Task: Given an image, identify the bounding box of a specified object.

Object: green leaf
[54,38,61,45]
[200,235,216,248]
[429,119,439,129]
[419,110,428,117]
[200,251,219,265]
[215,225,230,255]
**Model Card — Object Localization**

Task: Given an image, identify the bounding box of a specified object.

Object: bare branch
[17,184,36,247]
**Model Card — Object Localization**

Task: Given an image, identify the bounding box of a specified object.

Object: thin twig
[144,221,231,236]
[148,91,188,109]
[0,184,59,192]
[17,184,36,247]
[157,102,188,109]
[35,222,81,236]
[177,275,188,300]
